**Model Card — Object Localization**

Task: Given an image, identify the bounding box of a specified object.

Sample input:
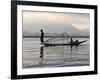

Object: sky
[23,11,90,34]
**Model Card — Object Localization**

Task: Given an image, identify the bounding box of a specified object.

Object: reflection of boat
[43,40,87,46]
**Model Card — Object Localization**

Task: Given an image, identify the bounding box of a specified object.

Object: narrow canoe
[43,40,87,46]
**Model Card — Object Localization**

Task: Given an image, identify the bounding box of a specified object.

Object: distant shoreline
[23,36,89,38]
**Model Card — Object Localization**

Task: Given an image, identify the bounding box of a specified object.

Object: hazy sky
[23,11,90,33]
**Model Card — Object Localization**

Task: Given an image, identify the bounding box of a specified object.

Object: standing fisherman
[40,29,44,44]
[71,37,73,44]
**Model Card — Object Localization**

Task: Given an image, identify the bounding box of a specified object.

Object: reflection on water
[22,38,89,68]
[39,46,44,66]
[40,46,44,58]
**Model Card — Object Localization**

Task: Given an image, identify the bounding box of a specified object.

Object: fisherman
[40,29,44,44]
[75,40,79,43]
[70,37,73,44]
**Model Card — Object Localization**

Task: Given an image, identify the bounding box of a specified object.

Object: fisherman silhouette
[71,37,73,44]
[40,29,44,44]
[75,40,79,43]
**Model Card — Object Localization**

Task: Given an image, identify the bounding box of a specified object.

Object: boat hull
[43,40,87,46]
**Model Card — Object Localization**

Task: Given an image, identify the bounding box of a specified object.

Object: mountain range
[23,23,89,37]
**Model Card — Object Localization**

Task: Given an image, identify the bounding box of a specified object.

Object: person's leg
[40,37,44,44]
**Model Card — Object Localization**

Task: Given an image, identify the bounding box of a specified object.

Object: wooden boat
[43,40,87,46]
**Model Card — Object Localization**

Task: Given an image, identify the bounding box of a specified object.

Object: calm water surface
[22,38,90,68]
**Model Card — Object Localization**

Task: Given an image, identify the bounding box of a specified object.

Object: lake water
[22,38,90,68]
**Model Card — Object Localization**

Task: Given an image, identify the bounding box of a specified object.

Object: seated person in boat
[75,40,79,43]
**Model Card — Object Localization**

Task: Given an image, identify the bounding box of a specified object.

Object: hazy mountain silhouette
[23,23,89,37]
